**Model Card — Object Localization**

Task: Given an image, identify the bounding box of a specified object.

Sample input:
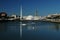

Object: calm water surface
[0,21,20,40]
[21,21,60,40]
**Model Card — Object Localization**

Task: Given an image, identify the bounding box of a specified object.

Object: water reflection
[22,22,60,40]
[0,21,20,40]
[22,22,41,31]
[22,22,60,31]
[54,23,60,31]
[0,22,7,32]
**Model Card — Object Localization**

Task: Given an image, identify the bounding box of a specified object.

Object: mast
[35,9,38,16]
[20,5,22,19]
[20,5,22,38]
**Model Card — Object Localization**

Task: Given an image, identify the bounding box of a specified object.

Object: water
[21,21,60,40]
[1,21,60,40]
[0,21,20,40]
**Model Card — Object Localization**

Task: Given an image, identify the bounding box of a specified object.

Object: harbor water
[20,21,60,40]
[0,21,20,40]
[1,21,60,40]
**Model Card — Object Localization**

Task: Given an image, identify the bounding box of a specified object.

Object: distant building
[0,12,7,19]
[46,14,60,19]
[33,16,40,20]
[25,15,33,20]
[0,12,7,17]
[11,15,17,19]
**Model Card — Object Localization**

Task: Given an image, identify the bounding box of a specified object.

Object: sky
[21,0,60,16]
[0,0,60,16]
[0,0,20,16]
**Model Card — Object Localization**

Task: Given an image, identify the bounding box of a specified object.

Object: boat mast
[20,5,23,19]
[20,5,22,38]
[35,9,38,16]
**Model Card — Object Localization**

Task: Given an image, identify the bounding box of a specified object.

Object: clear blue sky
[22,0,60,16]
[0,0,60,16]
[0,0,20,16]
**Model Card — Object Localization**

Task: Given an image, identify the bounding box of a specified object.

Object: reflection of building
[54,23,60,31]
[0,22,7,32]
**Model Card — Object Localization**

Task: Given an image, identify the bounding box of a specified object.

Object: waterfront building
[44,14,60,22]
[33,9,40,20]
[20,9,41,20]
[25,15,33,20]
[0,12,8,20]
[33,16,41,20]
[0,12,7,17]
[7,14,18,20]
[46,14,60,19]
[11,15,17,19]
